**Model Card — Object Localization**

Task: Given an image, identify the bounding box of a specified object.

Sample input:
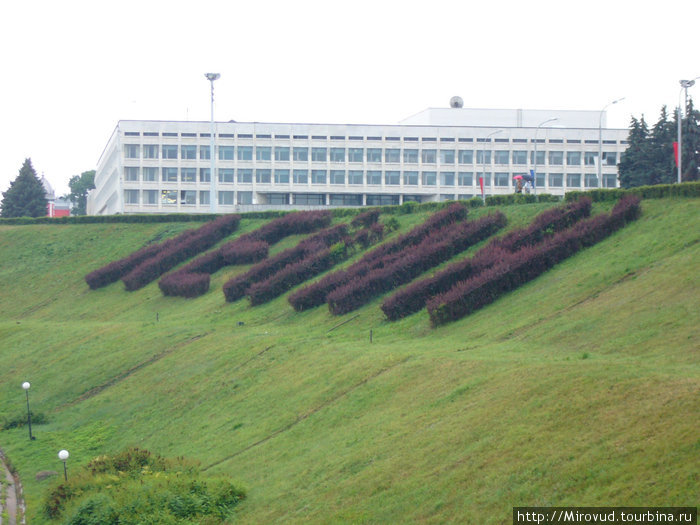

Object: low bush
[351,209,380,229]
[564,181,700,202]
[427,196,641,326]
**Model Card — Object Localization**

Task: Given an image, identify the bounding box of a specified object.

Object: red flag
[479,176,484,198]
[674,142,679,167]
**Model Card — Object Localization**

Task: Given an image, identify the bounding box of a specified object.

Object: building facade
[88,107,628,215]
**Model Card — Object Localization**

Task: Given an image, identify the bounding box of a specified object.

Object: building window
[124,144,140,159]
[181,168,197,182]
[237,146,252,161]
[585,174,599,188]
[548,173,563,187]
[181,145,197,160]
[275,169,290,184]
[161,190,177,205]
[199,191,210,205]
[367,148,382,162]
[256,169,271,183]
[366,194,399,206]
[458,150,473,164]
[440,194,456,201]
[404,149,419,163]
[494,151,510,165]
[238,191,253,204]
[267,193,290,205]
[218,168,234,183]
[124,167,139,182]
[494,172,510,187]
[476,151,491,164]
[330,194,362,206]
[218,191,234,205]
[385,149,400,163]
[142,167,157,182]
[293,147,308,161]
[237,169,253,183]
[422,171,437,185]
[567,151,581,165]
[421,149,437,163]
[311,170,327,184]
[348,148,363,162]
[199,168,211,182]
[293,169,308,184]
[566,173,581,187]
[219,146,234,160]
[200,145,211,160]
[162,145,178,159]
[367,170,381,185]
[312,148,327,162]
[603,174,617,188]
[584,152,598,166]
[348,170,363,184]
[294,193,324,205]
[530,151,545,165]
[440,150,455,164]
[275,147,290,161]
[124,189,139,204]
[330,148,345,162]
[143,189,158,204]
[512,151,527,165]
[330,170,345,184]
[440,172,455,186]
[162,167,178,182]
[256,147,271,161]
[385,171,400,185]
[181,190,197,205]
[603,152,617,165]
[404,171,418,185]
[458,172,473,186]
[143,145,159,159]
[549,151,564,165]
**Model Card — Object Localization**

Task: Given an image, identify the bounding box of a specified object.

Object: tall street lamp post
[533,118,558,194]
[22,381,33,440]
[678,77,699,184]
[205,73,220,213]
[480,129,502,202]
[599,97,625,188]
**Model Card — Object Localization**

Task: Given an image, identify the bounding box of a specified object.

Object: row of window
[124,144,617,166]
[124,168,615,188]
[124,131,622,145]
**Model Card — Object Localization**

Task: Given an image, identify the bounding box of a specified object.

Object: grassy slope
[0,199,698,524]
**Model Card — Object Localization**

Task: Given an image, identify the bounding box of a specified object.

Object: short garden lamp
[58,450,69,481]
[22,381,33,440]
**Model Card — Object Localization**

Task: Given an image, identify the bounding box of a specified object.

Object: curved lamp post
[533,118,558,194]
[58,449,69,481]
[205,73,220,213]
[598,97,625,188]
[22,381,33,440]
[678,77,699,183]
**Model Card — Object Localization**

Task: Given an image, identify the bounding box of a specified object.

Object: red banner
[479,176,484,198]
[674,142,679,167]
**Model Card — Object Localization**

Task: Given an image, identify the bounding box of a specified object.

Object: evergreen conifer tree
[618,116,651,188]
[682,98,700,181]
[648,106,677,185]
[1,158,48,218]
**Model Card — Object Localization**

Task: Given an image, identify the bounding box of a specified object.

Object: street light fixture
[533,118,558,194]
[599,97,625,188]
[58,450,69,481]
[205,73,221,213]
[677,77,699,184]
[480,129,503,202]
[22,381,33,440]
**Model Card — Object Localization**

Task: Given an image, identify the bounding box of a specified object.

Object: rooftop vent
[449,96,464,108]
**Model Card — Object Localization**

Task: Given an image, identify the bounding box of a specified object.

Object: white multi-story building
[88,105,628,215]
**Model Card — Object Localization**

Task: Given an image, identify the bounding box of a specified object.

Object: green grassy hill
[0,198,698,524]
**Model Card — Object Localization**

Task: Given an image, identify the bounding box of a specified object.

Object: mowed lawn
[0,197,697,524]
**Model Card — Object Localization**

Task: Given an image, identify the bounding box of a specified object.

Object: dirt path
[0,450,18,525]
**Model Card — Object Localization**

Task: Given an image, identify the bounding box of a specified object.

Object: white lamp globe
[22,382,30,390]
[58,450,69,461]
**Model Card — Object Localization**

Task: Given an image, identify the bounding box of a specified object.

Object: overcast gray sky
[1,0,698,198]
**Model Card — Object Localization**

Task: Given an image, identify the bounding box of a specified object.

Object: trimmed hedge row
[427,195,641,326]
[85,214,241,289]
[222,223,349,302]
[287,204,468,311]
[380,198,592,321]
[564,181,700,202]
[326,212,507,315]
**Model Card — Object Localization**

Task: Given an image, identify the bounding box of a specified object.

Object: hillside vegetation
[0,197,698,524]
